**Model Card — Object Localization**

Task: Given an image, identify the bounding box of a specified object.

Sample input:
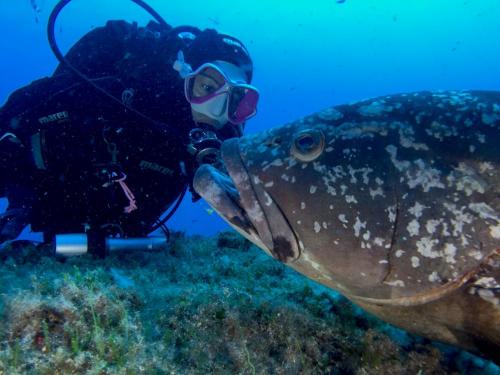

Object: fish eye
[291,129,325,162]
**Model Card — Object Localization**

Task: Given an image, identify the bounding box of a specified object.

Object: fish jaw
[193,163,271,254]
[193,138,300,263]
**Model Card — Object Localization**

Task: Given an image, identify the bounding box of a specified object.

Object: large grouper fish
[194,90,499,361]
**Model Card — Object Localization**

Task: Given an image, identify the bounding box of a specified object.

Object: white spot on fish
[444,203,474,236]
[395,249,405,257]
[384,280,405,287]
[345,195,358,204]
[490,224,500,239]
[374,237,385,247]
[318,107,344,121]
[407,220,420,237]
[479,162,494,174]
[425,219,442,235]
[314,221,321,233]
[425,121,458,141]
[416,237,440,258]
[482,112,500,125]
[387,205,397,223]
[285,157,298,170]
[264,181,274,188]
[301,202,306,210]
[309,185,318,194]
[449,163,487,196]
[338,214,348,224]
[201,180,224,205]
[263,191,273,207]
[406,159,445,192]
[262,158,284,171]
[428,271,441,283]
[233,172,249,185]
[469,202,498,222]
[444,243,457,264]
[347,166,373,184]
[409,202,426,218]
[253,176,262,185]
[379,260,389,264]
[411,256,420,268]
[322,222,328,229]
[385,145,411,172]
[369,187,385,199]
[247,202,264,223]
[353,217,367,237]
[359,101,393,116]
[398,127,429,151]
[468,250,483,260]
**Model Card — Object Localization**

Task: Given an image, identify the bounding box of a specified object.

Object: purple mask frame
[184,63,260,124]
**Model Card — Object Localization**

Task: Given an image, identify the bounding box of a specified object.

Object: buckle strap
[111,172,138,214]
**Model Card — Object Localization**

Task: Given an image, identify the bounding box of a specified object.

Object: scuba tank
[54,233,167,257]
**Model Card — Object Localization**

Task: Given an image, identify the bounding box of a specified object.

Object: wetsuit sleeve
[53,20,137,78]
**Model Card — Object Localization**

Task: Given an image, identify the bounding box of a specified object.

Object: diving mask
[184,61,259,126]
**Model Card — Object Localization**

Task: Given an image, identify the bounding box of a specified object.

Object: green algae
[0,232,497,374]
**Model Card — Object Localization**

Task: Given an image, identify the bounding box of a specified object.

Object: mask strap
[173,50,193,79]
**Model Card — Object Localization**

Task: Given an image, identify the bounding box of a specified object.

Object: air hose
[47,0,170,130]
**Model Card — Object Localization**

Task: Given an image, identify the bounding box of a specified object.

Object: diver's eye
[291,129,325,162]
[201,83,216,93]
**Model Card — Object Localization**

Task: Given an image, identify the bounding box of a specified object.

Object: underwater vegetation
[0,232,498,374]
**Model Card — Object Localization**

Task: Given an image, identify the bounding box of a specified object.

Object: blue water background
[1,0,499,237]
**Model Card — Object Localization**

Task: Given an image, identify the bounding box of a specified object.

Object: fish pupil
[296,135,316,152]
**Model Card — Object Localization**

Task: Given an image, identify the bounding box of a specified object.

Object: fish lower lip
[193,164,259,240]
[219,139,275,251]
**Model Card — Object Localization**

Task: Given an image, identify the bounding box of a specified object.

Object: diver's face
[190,67,228,128]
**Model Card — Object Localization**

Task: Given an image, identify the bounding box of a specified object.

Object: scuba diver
[0,0,259,255]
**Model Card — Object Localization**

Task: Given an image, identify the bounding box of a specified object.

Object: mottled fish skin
[194,90,500,360]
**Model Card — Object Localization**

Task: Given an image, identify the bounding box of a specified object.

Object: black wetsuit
[0,20,199,240]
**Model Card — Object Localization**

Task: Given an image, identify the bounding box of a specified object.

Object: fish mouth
[193,138,300,263]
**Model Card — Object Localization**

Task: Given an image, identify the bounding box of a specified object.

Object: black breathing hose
[46,0,186,231]
[47,0,172,131]
[130,0,168,26]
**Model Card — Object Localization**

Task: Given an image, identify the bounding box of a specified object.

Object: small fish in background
[205,208,215,215]
[451,40,462,52]
[30,0,41,23]
[208,16,220,26]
